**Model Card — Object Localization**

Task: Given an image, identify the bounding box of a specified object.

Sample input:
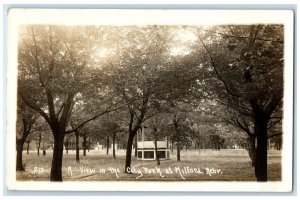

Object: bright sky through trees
[93,28,198,59]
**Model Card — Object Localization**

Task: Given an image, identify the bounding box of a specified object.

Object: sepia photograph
[6,9,294,192]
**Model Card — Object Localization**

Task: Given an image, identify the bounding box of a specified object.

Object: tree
[39,129,53,156]
[210,134,225,151]
[37,132,42,156]
[170,108,193,161]
[64,134,72,154]
[75,130,80,162]
[196,25,283,181]
[69,122,83,163]
[18,25,121,181]
[25,133,32,155]
[105,26,172,173]
[16,98,37,171]
[29,118,51,156]
[82,131,88,156]
[105,26,201,172]
[147,113,171,165]
[189,105,226,152]
[229,108,282,166]
[100,114,124,159]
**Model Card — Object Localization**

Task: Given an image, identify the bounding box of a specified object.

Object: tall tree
[82,132,88,156]
[147,113,170,165]
[105,26,200,173]
[17,25,121,181]
[105,26,172,173]
[196,25,283,181]
[169,105,194,161]
[16,98,37,171]
[98,113,125,159]
[75,130,80,163]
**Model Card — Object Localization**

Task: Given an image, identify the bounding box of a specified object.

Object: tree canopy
[17,24,283,182]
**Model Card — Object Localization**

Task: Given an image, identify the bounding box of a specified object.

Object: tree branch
[18,91,51,125]
[268,132,282,139]
[235,118,255,137]
[56,102,66,119]
[65,104,125,134]
[46,90,56,122]
[215,99,252,117]
[59,94,75,130]
[30,27,46,88]
[268,118,282,129]
[266,95,283,116]
[197,30,241,98]
[202,28,283,43]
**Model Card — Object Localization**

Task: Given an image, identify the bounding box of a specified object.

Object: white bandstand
[136,126,170,160]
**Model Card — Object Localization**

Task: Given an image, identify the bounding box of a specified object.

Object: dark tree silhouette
[197,25,283,181]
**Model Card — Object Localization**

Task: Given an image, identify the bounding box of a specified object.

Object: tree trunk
[88,138,90,152]
[134,135,137,157]
[200,139,203,149]
[154,133,160,165]
[254,114,269,182]
[174,121,181,161]
[42,143,46,156]
[26,141,30,154]
[50,134,65,181]
[37,132,41,156]
[83,133,87,156]
[199,140,202,154]
[16,139,25,171]
[113,132,116,159]
[117,140,120,151]
[125,132,135,173]
[247,135,256,167]
[171,140,173,153]
[65,139,69,154]
[210,135,214,151]
[177,137,180,161]
[106,136,109,155]
[75,131,80,163]
[167,139,169,149]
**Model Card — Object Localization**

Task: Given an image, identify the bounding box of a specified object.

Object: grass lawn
[17,149,281,181]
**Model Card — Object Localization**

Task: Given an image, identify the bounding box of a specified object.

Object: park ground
[17,149,281,181]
